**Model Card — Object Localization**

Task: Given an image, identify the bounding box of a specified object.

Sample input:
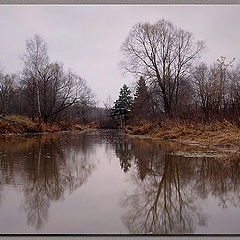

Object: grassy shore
[2,115,240,151]
[124,120,240,150]
[0,115,88,135]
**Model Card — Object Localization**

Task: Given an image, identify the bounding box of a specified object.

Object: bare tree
[0,73,16,116]
[228,61,240,124]
[192,57,233,121]
[71,83,96,124]
[21,34,49,121]
[121,19,205,117]
[41,67,94,126]
[103,95,114,118]
[21,34,95,125]
[191,63,212,121]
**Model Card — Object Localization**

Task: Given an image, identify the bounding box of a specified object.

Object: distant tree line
[111,19,240,126]
[0,34,96,125]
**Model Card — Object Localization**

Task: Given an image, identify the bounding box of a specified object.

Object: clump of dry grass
[125,121,156,135]
[125,119,240,149]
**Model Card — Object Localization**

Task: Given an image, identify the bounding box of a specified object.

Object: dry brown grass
[0,115,88,135]
[124,120,240,149]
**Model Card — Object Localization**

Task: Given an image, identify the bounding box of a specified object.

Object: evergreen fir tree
[132,76,151,120]
[134,76,148,101]
[111,84,133,127]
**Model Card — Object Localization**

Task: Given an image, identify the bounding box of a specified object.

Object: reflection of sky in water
[0,130,239,233]
[196,195,240,233]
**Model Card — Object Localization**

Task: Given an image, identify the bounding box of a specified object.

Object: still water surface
[0,129,239,233]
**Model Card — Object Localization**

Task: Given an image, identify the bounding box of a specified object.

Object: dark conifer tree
[111,84,133,127]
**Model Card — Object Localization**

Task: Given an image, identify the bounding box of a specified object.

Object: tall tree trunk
[36,81,41,121]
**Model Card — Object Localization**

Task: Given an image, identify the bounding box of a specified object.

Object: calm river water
[0,129,239,234]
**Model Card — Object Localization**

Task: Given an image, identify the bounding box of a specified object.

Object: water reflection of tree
[0,132,97,230]
[115,140,133,173]
[194,158,240,208]
[116,138,240,234]
[121,156,207,233]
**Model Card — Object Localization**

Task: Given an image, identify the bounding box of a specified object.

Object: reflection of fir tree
[131,140,161,181]
[135,158,149,181]
[115,141,132,173]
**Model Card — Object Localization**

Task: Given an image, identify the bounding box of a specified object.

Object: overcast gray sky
[0,5,240,106]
